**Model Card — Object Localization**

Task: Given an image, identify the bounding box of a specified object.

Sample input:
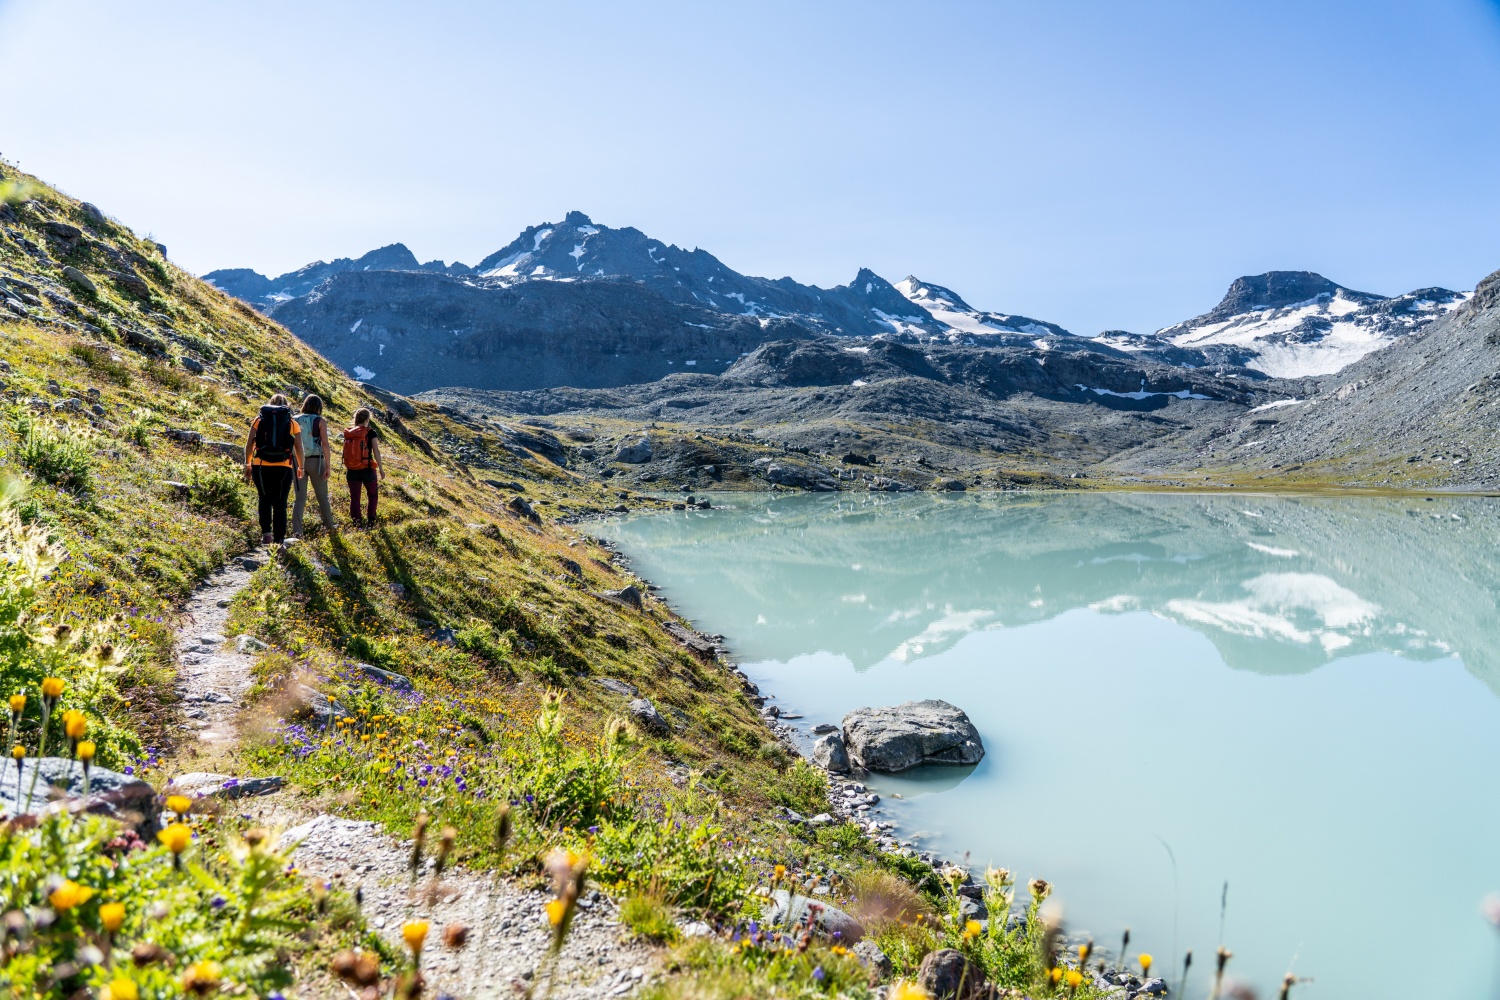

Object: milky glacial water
[594,492,1500,1000]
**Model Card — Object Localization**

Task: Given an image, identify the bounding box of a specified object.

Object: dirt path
[169,548,658,999]
[173,549,268,746]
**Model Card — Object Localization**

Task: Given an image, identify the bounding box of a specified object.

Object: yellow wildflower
[101,981,138,1000]
[77,740,95,761]
[888,983,931,1000]
[40,677,64,699]
[49,879,94,910]
[100,901,126,931]
[11,745,23,761]
[63,710,86,739]
[7,694,24,715]
[402,920,429,954]
[1139,954,1153,976]
[165,794,192,816]
[182,960,222,995]
[545,898,567,926]
[963,919,982,941]
[158,823,193,854]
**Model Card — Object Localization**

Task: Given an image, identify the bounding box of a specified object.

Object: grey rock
[808,813,833,826]
[598,585,643,610]
[614,437,653,463]
[1134,978,1168,996]
[853,939,893,978]
[237,556,263,571]
[165,427,203,444]
[628,698,669,733]
[593,677,639,697]
[44,221,82,240]
[292,685,351,727]
[0,757,158,836]
[355,662,414,691]
[79,202,105,223]
[762,889,865,943]
[105,269,150,298]
[356,382,417,418]
[812,732,850,773]
[204,440,242,460]
[123,327,166,352]
[180,355,205,373]
[841,699,985,772]
[508,495,540,522]
[167,772,285,799]
[957,895,988,921]
[811,723,839,734]
[916,948,984,1000]
[60,266,96,294]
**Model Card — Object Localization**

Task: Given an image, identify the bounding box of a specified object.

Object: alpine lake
[594,491,1500,1000]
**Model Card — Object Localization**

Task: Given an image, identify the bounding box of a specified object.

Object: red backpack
[342,425,373,470]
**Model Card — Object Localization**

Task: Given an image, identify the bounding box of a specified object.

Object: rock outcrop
[841,700,984,772]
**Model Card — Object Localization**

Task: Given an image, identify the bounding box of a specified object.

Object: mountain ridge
[205,222,1473,393]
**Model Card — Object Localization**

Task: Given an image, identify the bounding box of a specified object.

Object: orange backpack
[342,425,373,470]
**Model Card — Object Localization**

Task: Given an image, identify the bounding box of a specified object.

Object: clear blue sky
[2,0,1498,335]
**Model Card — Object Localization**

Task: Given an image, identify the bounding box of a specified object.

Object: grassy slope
[4,166,1127,998]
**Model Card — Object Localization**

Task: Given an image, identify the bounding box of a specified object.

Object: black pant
[252,465,295,541]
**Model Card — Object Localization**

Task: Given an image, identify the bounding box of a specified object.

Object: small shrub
[346,633,396,668]
[186,459,248,518]
[619,891,679,943]
[68,341,131,384]
[122,408,156,449]
[769,758,829,816]
[11,413,93,493]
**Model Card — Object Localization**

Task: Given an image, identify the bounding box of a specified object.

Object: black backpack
[255,405,294,462]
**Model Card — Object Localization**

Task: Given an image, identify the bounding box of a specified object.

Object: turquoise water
[594,492,1500,999]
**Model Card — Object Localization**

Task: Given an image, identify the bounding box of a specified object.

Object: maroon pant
[346,469,378,522]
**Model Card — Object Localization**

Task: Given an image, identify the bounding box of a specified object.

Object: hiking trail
[170,547,657,999]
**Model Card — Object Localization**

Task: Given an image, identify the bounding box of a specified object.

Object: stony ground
[167,547,659,1000]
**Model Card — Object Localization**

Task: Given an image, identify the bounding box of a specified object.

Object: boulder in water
[841,699,984,772]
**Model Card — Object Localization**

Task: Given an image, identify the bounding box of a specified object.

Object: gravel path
[168,549,658,999]
[173,549,268,746]
[279,814,657,1000]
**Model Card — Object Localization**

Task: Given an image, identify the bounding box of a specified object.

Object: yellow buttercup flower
[158,823,193,854]
[962,918,982,941]
[7,694,24,714]
[63,710,87,739]
[40,677,64,699]
[48,879,94,910]
[101,980,138,1000]
[1139,954,1153,975]
[888,983,932,1000]
[402,920,429,954]
[77,740,95,761]
[10,745,23,761]
[1065,969,1084,988]
[165,794,192,816]
[182,960,222,995]
[545,899,567,927]
[773,864,786,881]
[1049,968,1063,985]
[100,901,125,931]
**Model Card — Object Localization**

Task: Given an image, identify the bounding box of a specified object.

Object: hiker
[291,394,336,539]
[342,407,385,527]
[243,393,304,544]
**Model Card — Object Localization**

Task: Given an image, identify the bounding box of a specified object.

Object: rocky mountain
[207,219,1470,396]
[419,334,1292,490]
[1106,267,1500,490]
[1098,271,1468,378]
[893,276,1071,342]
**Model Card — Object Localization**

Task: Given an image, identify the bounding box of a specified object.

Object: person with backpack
[243,393,305,544]
[291,394,336,539]
[342,407,385,527]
